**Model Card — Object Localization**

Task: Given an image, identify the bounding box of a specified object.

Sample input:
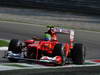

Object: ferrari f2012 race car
[7,25,85,66]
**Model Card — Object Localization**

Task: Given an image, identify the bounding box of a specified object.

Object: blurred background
[0,0,100,14]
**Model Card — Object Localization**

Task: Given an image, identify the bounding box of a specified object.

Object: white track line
[0,65,22,71]
[0,47,8,51]
[0,39,9,51]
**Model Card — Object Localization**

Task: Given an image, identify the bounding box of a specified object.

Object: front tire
[71,43,85,64]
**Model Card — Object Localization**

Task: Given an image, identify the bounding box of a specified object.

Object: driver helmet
[44,33,51,41]
[48,29,55,35]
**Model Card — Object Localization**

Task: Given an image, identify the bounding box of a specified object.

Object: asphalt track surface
[0,22,100,75]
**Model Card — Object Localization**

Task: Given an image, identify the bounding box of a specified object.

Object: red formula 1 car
[7,26,85,65]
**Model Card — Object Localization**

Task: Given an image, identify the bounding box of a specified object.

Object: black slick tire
[71,43,85,64]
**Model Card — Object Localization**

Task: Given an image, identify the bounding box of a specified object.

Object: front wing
[7,51,63,65]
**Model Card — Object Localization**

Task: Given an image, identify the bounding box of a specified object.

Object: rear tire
[53,44,66,66]
[71,43,85,64]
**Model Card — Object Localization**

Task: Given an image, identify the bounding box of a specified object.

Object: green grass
[0,40,9,47]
